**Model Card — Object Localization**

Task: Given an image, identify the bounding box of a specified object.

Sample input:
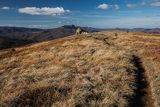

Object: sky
[0,0,160,28]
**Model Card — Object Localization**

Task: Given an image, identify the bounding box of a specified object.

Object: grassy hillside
[0,31,159,107]
[99,31,160,107]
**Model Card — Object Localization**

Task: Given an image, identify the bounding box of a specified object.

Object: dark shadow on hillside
[10,86,71,107]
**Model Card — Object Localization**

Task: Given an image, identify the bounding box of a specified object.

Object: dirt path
[131,56,154,107]
[99,31,159,107]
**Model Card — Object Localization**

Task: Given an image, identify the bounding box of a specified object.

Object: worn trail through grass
[130,56,155,107]
[101,31,157,107]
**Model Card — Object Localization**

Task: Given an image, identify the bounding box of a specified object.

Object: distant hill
[104,28,160,33]
[0,36,31,49]
[0,26,43,33]
[34,25,76,42]
[0,26,44,40]
[0,25,101,49]
[34,25,101,42]
[0,26,45,49]
[0,25,101,41]
[130,28,160,33]
[0,25,159,49]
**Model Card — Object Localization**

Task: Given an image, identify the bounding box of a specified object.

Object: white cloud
[18,7,70,16]
[151,2,160,7]
[97,3,119,10]
[1,6,10,10]
[97,3,110,10]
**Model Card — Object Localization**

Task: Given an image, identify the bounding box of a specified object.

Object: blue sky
[0,0,160,28]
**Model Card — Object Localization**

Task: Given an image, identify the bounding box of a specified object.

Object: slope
[0,33,139,107]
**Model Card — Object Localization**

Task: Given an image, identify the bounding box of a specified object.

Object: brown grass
[0,34,139,107]
[100,31,160,107]
[1,31,159,107]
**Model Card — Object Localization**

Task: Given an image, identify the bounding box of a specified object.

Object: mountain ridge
[0,25,159,49]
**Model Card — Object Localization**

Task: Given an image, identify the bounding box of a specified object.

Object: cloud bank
[18,7,70,16]
[97,3,110,10]
[151,2,160,7]
[97,3,119,10]
[1,6,10,10]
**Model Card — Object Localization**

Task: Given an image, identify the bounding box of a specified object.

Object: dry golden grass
[0,34,138,107]
[0,31,159,107]
[100,31,160,107]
